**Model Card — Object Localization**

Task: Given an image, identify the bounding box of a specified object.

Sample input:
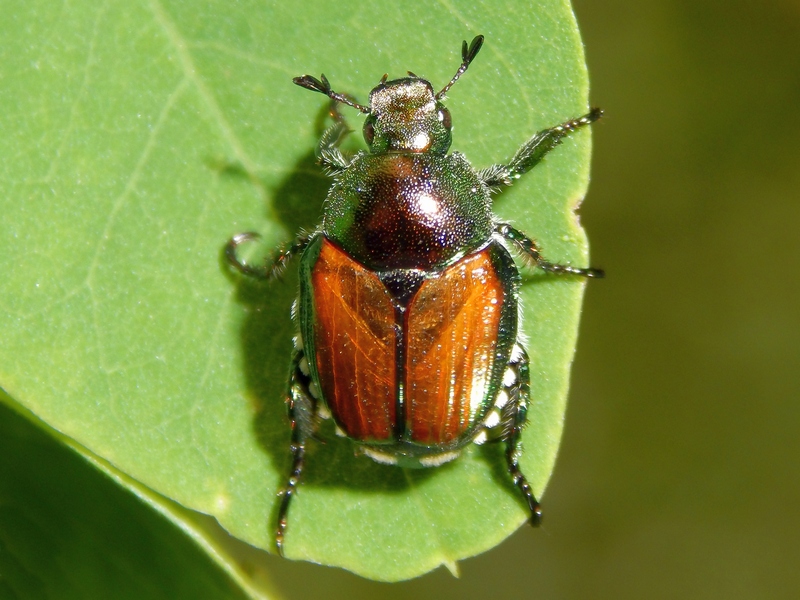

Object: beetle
[227,35,602,555]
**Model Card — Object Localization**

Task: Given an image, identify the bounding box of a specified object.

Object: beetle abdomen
[306,238,517,448]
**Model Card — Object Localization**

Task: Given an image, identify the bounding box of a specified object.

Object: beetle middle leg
[497,223,604,278]
[225,231,311,280]
[480,343,543,525]
[275,343,320,556]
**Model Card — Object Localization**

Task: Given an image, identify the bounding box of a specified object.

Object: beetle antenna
[436,35,484,99]
[293,74,370,113]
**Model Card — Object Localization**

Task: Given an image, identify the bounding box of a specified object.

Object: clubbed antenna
[293,74,370,113]
[436,35,484,99]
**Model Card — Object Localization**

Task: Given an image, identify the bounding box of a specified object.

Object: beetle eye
[439,108,452,130]
[364,120,375,144]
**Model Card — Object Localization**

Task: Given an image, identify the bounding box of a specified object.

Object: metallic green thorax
[323,152,494,271]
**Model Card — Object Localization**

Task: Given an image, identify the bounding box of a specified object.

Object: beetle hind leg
[482,343,543,525]
[503,343,543,525]
[275,343,320,556]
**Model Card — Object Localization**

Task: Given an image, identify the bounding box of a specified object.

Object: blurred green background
[3,0,799,598]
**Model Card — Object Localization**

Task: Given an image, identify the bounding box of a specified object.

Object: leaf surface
[0,0,594,582]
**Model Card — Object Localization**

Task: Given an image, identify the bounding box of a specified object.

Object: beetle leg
[478,108,602,192]
[316,101,354,174]
[492,343,543,525]
[496,223,604,278]
[275,346,319,556]
[225,231,311,280]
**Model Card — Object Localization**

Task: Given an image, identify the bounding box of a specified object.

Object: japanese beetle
[227,35,602,555]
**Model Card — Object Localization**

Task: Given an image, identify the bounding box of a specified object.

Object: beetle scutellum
[227,35,603,555]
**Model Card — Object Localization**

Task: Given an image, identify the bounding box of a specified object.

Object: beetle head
[292,35,484,156]
[363,77,451,154]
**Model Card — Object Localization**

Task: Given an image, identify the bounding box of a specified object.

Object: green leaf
[0,0,594,584]
[0,398,256,600]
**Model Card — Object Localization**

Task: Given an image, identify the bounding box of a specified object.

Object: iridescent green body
[226,35,603,555]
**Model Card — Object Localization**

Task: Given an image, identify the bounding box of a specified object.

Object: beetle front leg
[225,232,311,280]
[497,223,604,278]
[275,346,319,556]
[478,108,602,192]
[316,102,354,174]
